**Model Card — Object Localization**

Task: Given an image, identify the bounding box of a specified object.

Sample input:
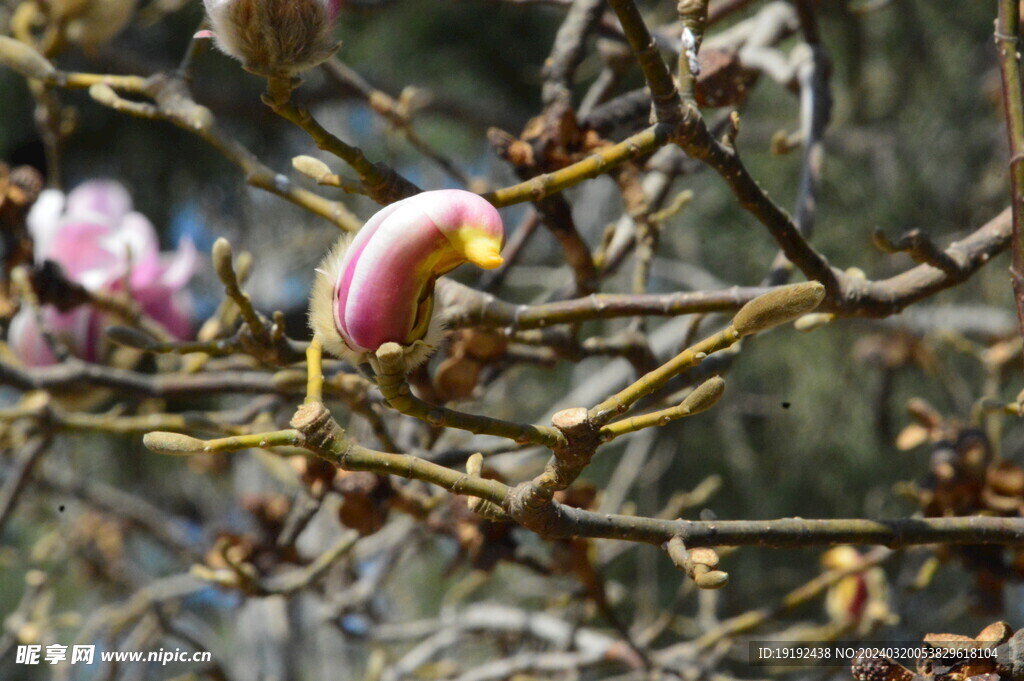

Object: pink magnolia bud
[201,0,341,77]
[309,190,504,371]
[8,180,197,367]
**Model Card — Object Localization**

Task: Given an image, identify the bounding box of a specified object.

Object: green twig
[374,343,567,450]
[604,0,682,124]
[482,124,673,207]
[263,77,421,205]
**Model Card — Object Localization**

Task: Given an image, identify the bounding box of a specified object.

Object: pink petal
[418,189,505,244]
[338,205,445,351]
[26,189,67,261]
[133,284,194,340]
[46,220,122,288]
[334,190,503,353]
[102,211,161,277]
[7,310,55,367]
[156,237,199,291]
[65,180,133,224]
[17,179,200,356]
[8,306,104,366]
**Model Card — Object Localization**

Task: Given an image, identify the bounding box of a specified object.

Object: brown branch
[535,194,599,295]
[263,77,421,205]
[320,59,469,186]
[149,403,1024,550]
[567,4,835,292]
[0,359,318,398]
[833,208,1012,317]
[0,436,51,532]
[996,0,1024,341]
[441,279,767,329]
[510,502,1024,548]
[541,0,606,110]
[605,0,682,124]
[675,112,838,289]
[871,227,960,276]
[451,203,1012,327]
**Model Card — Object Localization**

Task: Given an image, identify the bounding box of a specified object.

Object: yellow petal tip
[462,237,504,270]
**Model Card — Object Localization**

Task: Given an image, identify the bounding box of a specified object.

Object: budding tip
[212,238,235,279]
[143,431,206,456]
[0,36,56,80]
[88,84,119,107]
[697,570,730,590]
[293,155,333,183]
[793,311,835,333]
[461,236,504,270]
[732,281,826,337]
[679,375,726,415]
[473,252,504,270]
[212,237,232,259]
[203,0,341,77]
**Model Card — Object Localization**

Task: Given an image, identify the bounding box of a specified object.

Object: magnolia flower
[200,0,341,77]
[8,180,197,367]
[309,190,504,372]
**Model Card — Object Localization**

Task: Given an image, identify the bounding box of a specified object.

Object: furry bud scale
[202,0,341,77]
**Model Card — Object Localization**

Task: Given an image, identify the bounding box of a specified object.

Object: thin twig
[995,0,1024,341]
[0,436,51,532]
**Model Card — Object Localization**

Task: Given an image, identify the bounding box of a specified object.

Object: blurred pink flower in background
[8,180,198,366]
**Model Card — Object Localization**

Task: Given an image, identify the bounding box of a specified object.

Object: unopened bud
[466,452,484,478]
[202,0,341,77]
[695,569,729,589]
[293,155,336,184]
[793,312,835,332]
[313,191,505,374]
[88,83,119,106]
[212,238,236,285]
[143,431,206,456]
[679,376,725,415]
[732,282,825,337]
[0,37,55,80]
